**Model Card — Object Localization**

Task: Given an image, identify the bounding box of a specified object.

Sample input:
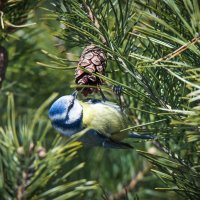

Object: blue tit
[48,91,155,149]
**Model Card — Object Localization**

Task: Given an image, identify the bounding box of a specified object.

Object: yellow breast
[80,101,128,141]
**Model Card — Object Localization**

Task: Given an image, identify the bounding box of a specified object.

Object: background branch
[109,163,152,200]
[108,147,157,200]
[0,46,8,88]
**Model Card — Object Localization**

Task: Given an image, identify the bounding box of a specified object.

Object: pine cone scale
[91,56,101,65]
[79,59,91,67]
[84,52,93,59]
[85,64,96,72]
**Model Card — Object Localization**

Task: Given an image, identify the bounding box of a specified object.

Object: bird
[48,91,155,149]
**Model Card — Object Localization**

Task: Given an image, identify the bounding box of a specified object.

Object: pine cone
[75,44,106,96]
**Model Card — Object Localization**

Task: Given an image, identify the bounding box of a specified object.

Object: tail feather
[128,132,156,139]
[102,140,133,149]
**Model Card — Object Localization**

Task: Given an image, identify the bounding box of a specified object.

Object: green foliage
[45,0,200,199]
[1,0,200,199]
[0,20,73,115]
[132,1,200,198]
[0,94,97,200]
[0,0,41,39]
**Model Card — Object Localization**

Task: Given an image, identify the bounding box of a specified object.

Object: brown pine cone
[75,44,106,96]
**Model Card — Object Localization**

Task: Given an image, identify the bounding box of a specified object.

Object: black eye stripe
[68,100,74,111]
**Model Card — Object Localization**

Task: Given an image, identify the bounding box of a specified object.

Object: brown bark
[0,46,8,88]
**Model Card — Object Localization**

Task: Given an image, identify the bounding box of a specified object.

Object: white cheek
[67,101,82,124]
[49,112,66,121]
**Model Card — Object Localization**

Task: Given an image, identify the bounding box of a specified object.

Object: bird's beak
[71,90,78,99]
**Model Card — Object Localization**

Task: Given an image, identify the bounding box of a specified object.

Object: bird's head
[48,91,83,136]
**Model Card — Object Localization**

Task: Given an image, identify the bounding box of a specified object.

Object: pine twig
[82,1,107,44]
[17,171,29,200]
[154,35,200,64]
[17,144,46,200]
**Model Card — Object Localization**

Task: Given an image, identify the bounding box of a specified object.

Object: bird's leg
[113,85,124,111]
[99,86,108,102]
[113,85,122,96]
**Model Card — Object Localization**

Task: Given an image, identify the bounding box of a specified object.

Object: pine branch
[30,1,200,198]
[0,0,41,38]
[0,94,97,199]
[17,171,29,200]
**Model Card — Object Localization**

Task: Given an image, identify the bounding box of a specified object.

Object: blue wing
[79,129,132,149]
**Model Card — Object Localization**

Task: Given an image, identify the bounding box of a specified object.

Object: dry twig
[82,1,107,44]
[154,35,200,64]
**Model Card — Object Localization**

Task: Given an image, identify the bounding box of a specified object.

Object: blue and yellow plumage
[48,91,154,149]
